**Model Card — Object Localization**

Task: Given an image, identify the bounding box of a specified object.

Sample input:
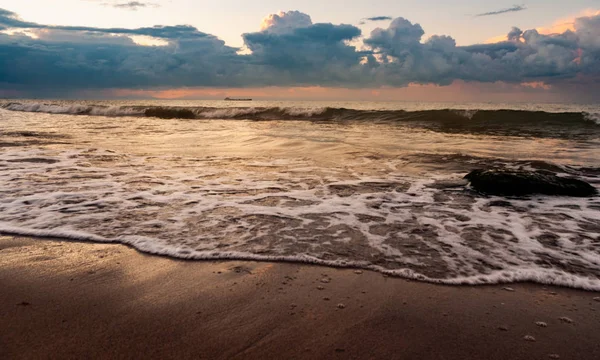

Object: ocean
[1,100,599,289]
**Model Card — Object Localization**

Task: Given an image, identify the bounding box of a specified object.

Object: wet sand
[1,235,600,360]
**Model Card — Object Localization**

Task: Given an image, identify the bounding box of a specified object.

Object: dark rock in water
[145,107,196,119]
[464,169,598,197]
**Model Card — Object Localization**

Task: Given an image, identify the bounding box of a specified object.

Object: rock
[524,335,536,342]
[464,169,597,197]
[559,316,574,324]
[337,303,346,309]
[503,287,515,292]
[535,321,548,327]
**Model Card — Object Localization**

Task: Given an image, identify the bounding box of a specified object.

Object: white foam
[4,103,90,114]
[2,102,143,117]
[283,107,327,117]
[452,109,479,120]
[2,221,600,290]
[0,147,599,290]
[195,106,327,119]
[196,107,262,119]
[584,112,600,125]
[89,106,143,116]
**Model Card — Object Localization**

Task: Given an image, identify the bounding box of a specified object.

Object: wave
[584,111,600,125]
[0,148,599,290]
[2,101,599,123]
[2,223,600,291]
[2,102,600,139]
[2,102,144,117]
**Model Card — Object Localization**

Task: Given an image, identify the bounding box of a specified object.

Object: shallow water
[1,100,599,289]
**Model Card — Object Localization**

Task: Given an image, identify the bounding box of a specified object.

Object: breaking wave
[3,101,599,139]
[584,111,600,125]
[1,101,598,124]
[1,102,142,117]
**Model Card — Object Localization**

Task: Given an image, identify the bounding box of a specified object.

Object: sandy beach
[1,235,599,359]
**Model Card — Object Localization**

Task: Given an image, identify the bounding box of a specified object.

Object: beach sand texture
[2,235,600,359]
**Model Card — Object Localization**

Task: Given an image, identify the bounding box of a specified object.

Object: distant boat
[224,97,252,101]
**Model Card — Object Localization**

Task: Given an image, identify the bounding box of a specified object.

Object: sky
[1,0,600,101]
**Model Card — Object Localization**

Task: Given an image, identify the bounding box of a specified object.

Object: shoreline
[2,229,598,292]
[2,235,600,359]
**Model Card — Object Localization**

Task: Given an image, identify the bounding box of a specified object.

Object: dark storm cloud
[242,22,364,86]
[0,8,599,97]
[243,23,362,69]
[475,5,527,17]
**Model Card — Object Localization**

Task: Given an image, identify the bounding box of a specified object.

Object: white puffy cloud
[259,11,312,34]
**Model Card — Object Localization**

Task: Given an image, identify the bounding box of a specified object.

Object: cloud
[507,27,523,41]
[0,7,600,100]
[110,2,158,11]
[475,5,527,17]
[0,8,242,90]
[358,14,596,87]
[0,7,198,39]
[364,16,393,22]
[243,12,363,85]
[359,16,393,25]
[0,8,38,28]
[85,1,159,11]
[364,17,425,56]
[259,11,312,34]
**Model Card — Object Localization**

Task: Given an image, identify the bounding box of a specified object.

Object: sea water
[1,100,599,289]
